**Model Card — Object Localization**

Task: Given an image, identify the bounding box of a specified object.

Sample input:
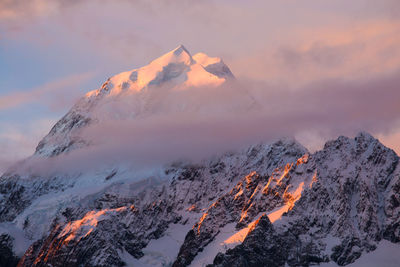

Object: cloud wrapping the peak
[14,68,400,176]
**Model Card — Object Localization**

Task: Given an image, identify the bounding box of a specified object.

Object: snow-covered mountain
[0,46,399,267]
[34,45,237,158]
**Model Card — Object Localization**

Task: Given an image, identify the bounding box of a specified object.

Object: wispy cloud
[0,71,95,173]
[0,118,55,174]
[230,20,400,86]
[15,69,400,176]
[0,72,95,111]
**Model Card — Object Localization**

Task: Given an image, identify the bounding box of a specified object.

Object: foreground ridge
[0,132,398,266]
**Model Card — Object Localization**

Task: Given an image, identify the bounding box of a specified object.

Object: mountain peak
[149,44,194,67]
[85,45,233,100]
[355,131,375,142]
[173,44,190,56]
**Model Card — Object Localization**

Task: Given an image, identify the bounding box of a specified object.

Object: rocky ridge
[1,132,397,267]
[209,132,400,267]
[15,139,306,266]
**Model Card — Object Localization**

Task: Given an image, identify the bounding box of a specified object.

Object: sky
[1,0,400,173]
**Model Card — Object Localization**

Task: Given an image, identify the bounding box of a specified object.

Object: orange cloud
[0,0,58,20]
[378,129,400,155]
[231,19,400,86]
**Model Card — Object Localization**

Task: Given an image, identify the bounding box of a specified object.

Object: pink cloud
[230,20,400,86]
[0,119,55,173]
[13,70,400,176]
[0,72,95,111]
[378,129,400,155]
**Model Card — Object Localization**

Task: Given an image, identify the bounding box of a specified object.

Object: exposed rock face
[18,204,180,267]
[173,151,308,267]
[14,139,306,267]
[383,162,400,243]
[211,215,289,267]
[0,234,20,267]
[205,132,400,267]
[34,110,91,157]
[0,175,74,223]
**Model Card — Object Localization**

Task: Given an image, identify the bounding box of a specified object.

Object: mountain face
[209,132,400,267]
[0,46,399,267]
